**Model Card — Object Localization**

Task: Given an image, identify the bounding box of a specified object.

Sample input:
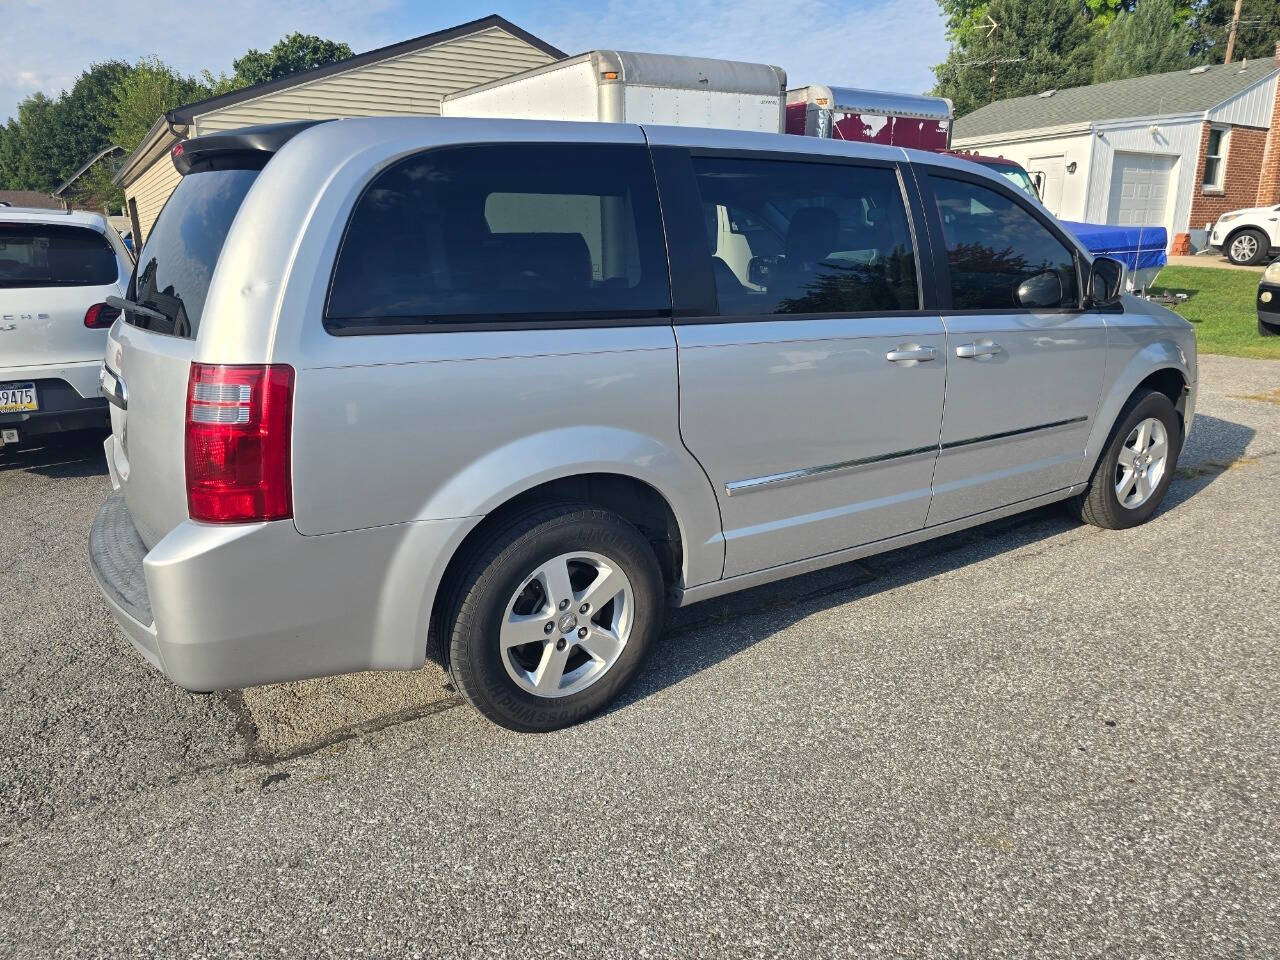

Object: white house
[953,52,1280,251]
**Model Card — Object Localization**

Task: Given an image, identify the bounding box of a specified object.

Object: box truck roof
[444,50,786,104]
[786,85,953,122]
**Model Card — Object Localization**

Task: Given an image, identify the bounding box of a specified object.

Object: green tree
[48,61,133,182]
[935,0,1098,115]
[1194,0,1280,62]
[232,33,352,87]
[0,93,62,190]
[110,56,207,152]
[1094,0,1204,81]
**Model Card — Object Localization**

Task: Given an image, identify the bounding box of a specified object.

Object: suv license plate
[0,382,37,413]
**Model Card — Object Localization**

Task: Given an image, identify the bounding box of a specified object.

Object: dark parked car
[1260,258,1280,337]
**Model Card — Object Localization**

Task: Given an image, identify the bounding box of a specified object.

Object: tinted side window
[0,224,117,288]
[326,143,671,330]
[931,176,1078,310]
[129,166,262,338]
[690,156,919,316]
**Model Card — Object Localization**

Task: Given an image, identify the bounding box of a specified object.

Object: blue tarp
[1060,221,1167,272]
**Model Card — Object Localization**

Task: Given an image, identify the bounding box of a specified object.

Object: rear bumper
[88,475,476,691]
[0,370,108,440]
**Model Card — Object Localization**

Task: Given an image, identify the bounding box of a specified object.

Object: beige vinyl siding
[194,27,554,132]
[125,152,182,243]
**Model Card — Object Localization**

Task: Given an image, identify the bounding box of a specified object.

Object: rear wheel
[1227,228,1268,266]
[1071,389,1182,530]
[447,503,664,731]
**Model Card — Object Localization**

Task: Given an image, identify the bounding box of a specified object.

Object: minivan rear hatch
[106,121,326,548]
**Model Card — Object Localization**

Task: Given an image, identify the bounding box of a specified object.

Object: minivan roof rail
[171,119,333,175]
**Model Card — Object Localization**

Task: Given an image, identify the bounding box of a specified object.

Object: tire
[447,502,664,732]
[1226,228,1269,266]
[1070,388,1183,530]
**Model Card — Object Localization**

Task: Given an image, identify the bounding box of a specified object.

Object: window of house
[1203,127,1229,191]
[689,156,919,316]
[326,143,671,330]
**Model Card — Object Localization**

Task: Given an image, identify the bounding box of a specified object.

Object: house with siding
[113,15,564,242]
[952,47,1280,252]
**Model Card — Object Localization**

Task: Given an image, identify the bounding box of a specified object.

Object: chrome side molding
[725,416,1088,497]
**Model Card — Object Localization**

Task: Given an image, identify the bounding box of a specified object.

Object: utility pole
[1224,0,1244,64]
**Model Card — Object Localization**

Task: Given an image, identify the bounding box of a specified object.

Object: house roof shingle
[954,58,1279,140]
[0,190,63,210]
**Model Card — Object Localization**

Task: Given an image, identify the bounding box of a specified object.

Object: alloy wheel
[499,551,634,698]
[1115,417,1169,509]
[1230,233,1258,263]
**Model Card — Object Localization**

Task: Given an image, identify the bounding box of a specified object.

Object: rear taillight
[84,303,120,329]
[185,363,294,524]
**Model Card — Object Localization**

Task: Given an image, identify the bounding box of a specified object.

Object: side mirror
[1088,256,1126,305]
[1016,270,1064,309]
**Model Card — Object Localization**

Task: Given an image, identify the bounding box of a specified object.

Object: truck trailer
[784,84,953,150]
[442,50,787,133]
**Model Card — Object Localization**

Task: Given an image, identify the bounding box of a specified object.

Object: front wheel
[1227,229,1268,266]
[447,503,664,731]
[1071,389,1183,530]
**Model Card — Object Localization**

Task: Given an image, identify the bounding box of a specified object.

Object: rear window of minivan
[325,143,671,333]
[126,166,260,338]
[0,224,117,287]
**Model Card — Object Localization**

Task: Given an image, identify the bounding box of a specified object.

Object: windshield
[969,158,1039,199]
[127,166,260,338]
[0,224,118,288]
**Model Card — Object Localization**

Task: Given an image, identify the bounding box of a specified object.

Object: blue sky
[2,0,949,122]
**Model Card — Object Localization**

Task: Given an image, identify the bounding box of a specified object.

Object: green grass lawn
[1149,264,1280,360]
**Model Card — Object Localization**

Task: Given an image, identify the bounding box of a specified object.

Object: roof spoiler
[171,119,333,175]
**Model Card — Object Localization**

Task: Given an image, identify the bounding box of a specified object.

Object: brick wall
[1257,43,1280,206]
[1187,122,1270,231]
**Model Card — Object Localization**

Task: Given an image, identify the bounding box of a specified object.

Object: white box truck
[442,50,787,134]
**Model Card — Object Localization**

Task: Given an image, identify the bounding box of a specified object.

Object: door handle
[886,345,937,363]
[956,341,1002,359]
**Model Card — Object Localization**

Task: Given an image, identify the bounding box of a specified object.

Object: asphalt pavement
[1,354,1277,958]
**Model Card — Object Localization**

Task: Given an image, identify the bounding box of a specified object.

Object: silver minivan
[90,117,1196,730]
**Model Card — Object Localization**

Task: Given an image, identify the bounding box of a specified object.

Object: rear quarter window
[325,142,671,332]
[127,166,261,338]
[0,224,118,288]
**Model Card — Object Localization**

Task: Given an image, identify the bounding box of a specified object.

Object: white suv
[0,207,132,449]
[1209,205,1280,265]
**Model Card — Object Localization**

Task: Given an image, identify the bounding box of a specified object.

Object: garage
[1106,151,1178,229]
[951,58,1280,251]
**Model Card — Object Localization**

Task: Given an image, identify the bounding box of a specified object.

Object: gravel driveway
[1,354,1277,958]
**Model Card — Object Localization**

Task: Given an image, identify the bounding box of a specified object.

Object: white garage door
[1106,152,1177,228]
